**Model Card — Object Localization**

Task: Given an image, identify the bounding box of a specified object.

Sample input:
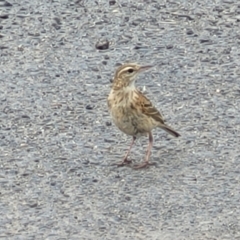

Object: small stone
[86,105,93,110]
[95,39,109,50]
[109,0,116,5]
[106,121,112,126]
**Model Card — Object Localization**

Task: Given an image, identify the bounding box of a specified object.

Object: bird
[107,63,180,169]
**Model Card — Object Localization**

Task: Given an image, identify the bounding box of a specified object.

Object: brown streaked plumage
[108,63,180,169]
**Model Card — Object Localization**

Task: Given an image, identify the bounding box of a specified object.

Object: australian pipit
[107,63,180,169]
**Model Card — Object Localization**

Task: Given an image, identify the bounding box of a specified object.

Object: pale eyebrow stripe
[118,66,133,76]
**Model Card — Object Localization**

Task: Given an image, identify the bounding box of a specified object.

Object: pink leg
[117,136,136,166]
[134,132,155,169]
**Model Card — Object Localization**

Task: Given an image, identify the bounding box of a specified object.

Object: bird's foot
[116,158,132,167]
[133,161,156,169]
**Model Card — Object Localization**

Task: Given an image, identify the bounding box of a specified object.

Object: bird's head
[112,63,153,89]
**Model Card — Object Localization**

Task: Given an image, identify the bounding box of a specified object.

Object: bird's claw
[116,158,132,167]
[133,161,156,169]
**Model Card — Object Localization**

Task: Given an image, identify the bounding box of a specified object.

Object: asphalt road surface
[1,0,240,239]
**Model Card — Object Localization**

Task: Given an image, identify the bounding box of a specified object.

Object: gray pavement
[0,0,240,239]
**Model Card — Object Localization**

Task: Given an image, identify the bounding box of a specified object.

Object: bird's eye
[127,68,134,73]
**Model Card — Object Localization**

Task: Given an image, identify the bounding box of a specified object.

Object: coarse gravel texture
[1,0,240,239]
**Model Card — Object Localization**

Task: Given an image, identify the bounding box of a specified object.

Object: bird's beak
[138,65,153,72]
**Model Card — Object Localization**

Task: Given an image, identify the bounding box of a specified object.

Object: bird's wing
[136,90,165,124]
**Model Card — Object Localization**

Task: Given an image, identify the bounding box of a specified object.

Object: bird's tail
[159,124,180,137]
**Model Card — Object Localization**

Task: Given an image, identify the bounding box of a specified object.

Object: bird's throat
[112,78,136,91]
